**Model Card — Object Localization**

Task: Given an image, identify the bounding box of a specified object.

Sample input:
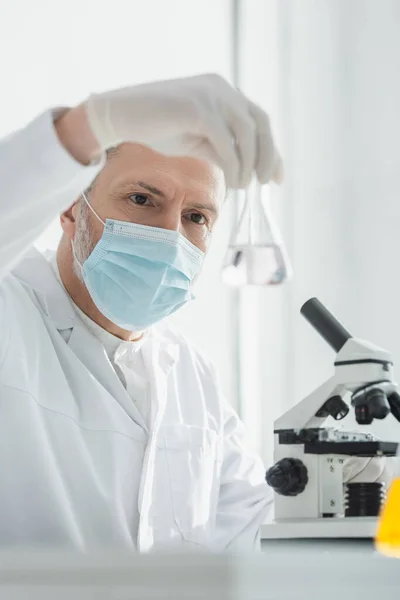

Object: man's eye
[129,194,150,206]
[189,212,206,225]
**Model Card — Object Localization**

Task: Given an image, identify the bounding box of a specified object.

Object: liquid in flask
[222,182,292,287]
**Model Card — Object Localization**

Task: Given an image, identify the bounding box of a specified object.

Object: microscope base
[261,516,377,539]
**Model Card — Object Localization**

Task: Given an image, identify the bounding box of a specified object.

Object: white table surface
[0,544,397,600]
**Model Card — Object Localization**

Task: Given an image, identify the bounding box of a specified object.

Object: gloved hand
[84,73,283,189]
[343,455,393,486]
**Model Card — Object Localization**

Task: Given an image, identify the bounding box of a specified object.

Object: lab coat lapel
[13,249,148,430]
[66,324,148,430]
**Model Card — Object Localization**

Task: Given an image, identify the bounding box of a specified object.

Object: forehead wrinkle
[101,147,225,208]
[149,165,224,208]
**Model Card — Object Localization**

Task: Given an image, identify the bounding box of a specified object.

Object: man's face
[63,143,226,262]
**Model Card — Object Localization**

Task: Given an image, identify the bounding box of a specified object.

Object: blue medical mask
[73,193,205,330]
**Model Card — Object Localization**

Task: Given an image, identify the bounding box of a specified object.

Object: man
[0,74,387,551]
[0,74,282,551]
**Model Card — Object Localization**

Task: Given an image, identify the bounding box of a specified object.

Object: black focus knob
[265,458,308,496]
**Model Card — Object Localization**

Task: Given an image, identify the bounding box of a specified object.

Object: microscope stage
[304,440,398,456]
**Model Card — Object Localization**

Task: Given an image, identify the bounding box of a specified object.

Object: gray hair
[83,146,119,197]
[72,198,96,281]
[72,146,119,280]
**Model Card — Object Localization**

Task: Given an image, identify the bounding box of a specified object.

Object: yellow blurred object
[376,478,400,558]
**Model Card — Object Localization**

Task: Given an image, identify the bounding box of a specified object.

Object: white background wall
[277,0,400,447]
[238,0,400,463]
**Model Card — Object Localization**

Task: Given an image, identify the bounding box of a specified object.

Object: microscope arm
[274,377,348,431]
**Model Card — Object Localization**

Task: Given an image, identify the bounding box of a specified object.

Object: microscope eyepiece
[301,298,352,352]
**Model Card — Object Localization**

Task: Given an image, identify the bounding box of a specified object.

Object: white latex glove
[84,73,283,189]
[343,455,393,487]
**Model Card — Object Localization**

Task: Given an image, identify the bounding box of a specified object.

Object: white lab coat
[0,110,273,551]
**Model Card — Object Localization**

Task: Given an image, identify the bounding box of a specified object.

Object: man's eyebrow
[136,181,218,216]
[190,202,218,216]
[136,181,166,197]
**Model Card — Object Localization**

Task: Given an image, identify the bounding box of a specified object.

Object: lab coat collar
[12,248,181,374]
[12,247,76,330]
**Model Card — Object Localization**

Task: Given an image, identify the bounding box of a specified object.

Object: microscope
[263,298,400,539]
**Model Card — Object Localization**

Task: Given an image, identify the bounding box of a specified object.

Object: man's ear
[60,201,79,240]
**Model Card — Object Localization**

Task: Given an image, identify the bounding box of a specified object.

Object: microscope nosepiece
[353,388,391,424]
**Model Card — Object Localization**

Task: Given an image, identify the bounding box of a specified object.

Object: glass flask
[221,181,292,287]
